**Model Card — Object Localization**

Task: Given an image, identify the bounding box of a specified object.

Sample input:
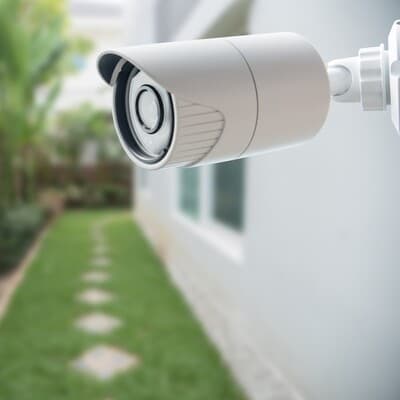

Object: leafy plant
[0,205,45,274]
[50,103,125,165]
[0,0,91,208]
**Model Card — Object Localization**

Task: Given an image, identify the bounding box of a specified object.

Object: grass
[0,211,245,400]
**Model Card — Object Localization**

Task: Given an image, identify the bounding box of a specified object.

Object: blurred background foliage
[50,103,124,165]
[0,0,130,274]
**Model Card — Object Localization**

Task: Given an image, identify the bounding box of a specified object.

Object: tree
[50,103,125,166]
[0,0,90,208]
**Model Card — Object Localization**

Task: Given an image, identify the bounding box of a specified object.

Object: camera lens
[134,86,164,133]
[124,70,174,160]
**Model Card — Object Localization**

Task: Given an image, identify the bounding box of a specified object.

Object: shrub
[63,183,130,209]
[64,185,84,208]
[96,184,130,207]
[0,205,45,275]
[40,163,131,209]
[38,189,65,216]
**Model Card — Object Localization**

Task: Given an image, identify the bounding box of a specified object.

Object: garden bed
[0,217,52,319]
[0,204,47,276]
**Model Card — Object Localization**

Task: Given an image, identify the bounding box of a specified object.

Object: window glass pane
[179,168,200,219]
[212,159,245,231]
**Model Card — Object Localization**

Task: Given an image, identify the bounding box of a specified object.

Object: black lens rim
[134,85,164,134]
[113,62,174,164]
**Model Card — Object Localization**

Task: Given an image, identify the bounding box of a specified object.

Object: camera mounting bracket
[328,20,400,133]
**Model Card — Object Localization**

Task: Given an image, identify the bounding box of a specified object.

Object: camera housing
[98,33,330,169]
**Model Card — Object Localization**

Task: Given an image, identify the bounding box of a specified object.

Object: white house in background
[55,0,126,111]
[125,1,400,400]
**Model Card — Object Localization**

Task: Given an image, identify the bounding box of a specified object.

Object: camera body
[98,33,330,169]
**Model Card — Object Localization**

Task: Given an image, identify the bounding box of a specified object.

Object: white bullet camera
[98,21,400,170]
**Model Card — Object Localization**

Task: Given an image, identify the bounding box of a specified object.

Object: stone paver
[72,345,140,380]
[82,271,110,284]
[93,244,108,257]
[92,237,106,246]
[91,256,111,268]
[78,288,113,305]
[75,312,121,335]
[92,230,106,243]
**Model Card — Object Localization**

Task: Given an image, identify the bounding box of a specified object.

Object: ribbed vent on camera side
[167,99,225,167]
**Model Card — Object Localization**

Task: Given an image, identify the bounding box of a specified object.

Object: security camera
[98,21,400,170]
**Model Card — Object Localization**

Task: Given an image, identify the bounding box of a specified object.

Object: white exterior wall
[132,1,400,400]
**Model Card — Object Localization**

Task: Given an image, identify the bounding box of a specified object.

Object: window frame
[177,167,201,220]
[209,159,245,232]
[174,162,245,263]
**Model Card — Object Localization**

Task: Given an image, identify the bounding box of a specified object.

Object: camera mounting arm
[327,20,400,133]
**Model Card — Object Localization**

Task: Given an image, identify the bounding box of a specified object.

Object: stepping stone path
[93,244,108,257]
[91,256,111,268]
[78,288,113,305]
[71,222,140,381]
[75,312,121,335]
[72,345,140,380]
[82,271,110,284]
[91,232,106,248]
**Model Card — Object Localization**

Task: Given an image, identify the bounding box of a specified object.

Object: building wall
[133,1,400,400]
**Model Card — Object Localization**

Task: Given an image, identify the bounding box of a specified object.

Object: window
[179,167,200,219]
[177,160,245,238]
[212,159,245,231]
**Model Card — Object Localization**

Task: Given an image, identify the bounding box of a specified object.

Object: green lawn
[0,211,245,400]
